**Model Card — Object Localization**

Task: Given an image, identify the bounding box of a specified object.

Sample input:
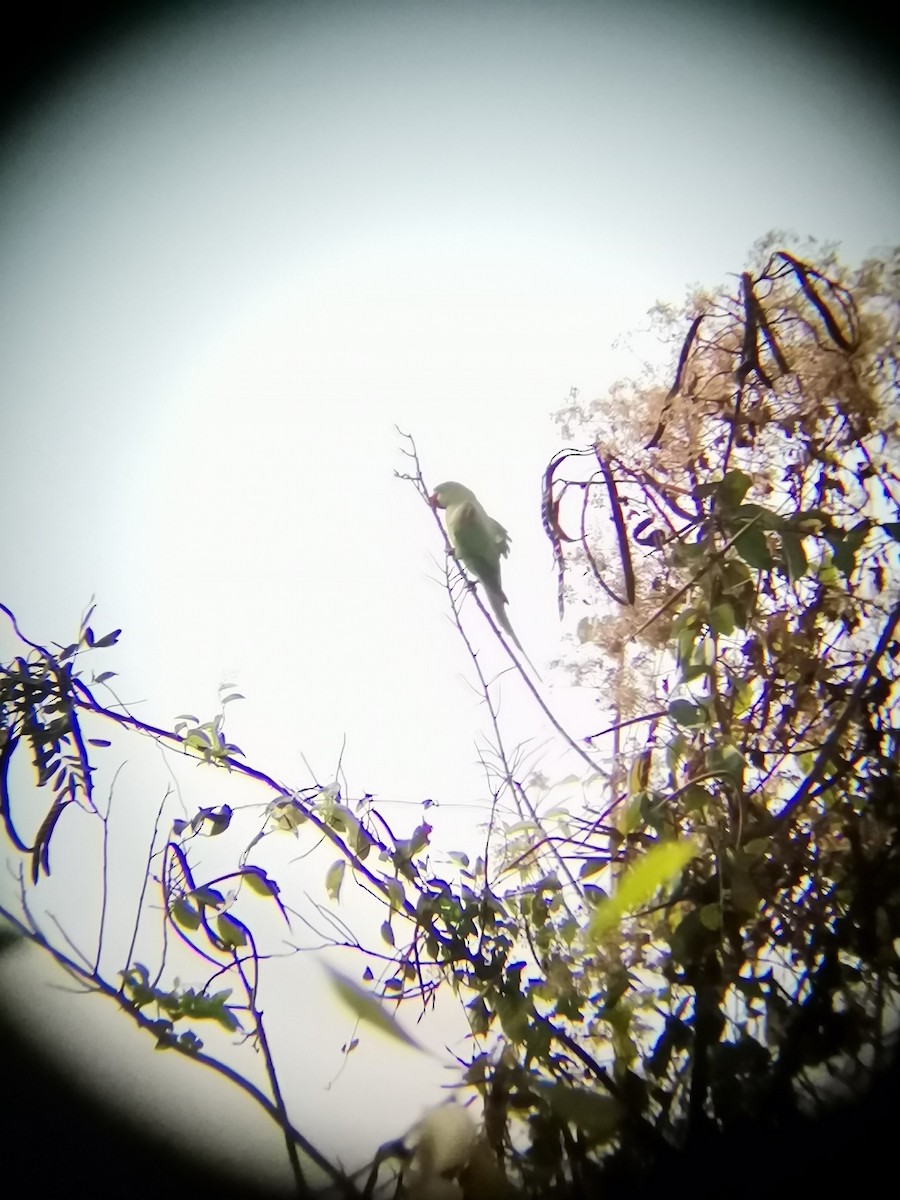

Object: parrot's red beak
[428,492,439,509]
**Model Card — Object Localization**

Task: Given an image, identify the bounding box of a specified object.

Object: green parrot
[430,481,540,678]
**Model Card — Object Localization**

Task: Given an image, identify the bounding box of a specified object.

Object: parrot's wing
[487,516,511,559]
[446,501,508,604]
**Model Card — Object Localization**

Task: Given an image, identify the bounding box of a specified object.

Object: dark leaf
[734,526,772,571]
[92,629,121,649]
[716,470,752,510]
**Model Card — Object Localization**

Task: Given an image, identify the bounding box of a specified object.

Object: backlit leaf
[589,839,698,940]
[322,964,426,1052]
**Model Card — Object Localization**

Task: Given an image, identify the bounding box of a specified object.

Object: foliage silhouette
[3,236,900,1197]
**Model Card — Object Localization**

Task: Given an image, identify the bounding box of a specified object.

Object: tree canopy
[3,235,900,1198]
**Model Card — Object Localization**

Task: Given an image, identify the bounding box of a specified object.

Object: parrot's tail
[485,588,542,682]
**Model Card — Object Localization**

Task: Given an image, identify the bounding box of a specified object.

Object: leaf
[716,469,752,510]
[325,859,346,901]
[681,662,711,683]
[628,749,653,796]
[734,526,772,570]
[202,806,232,835]
[268,799,307,831]
[177,1031,203,1054]
[242,867,279,897]
[495,990,530,1042]
[728,853,761,915]
[668,700,707,728]
[322,963,426,1052]
[171,898,200,931]
[215,913,248,949]
[709,602,735,636]
[676,624,698,670]
[384,878,406,910]
[669,908,718,966]
[882,521,900,543]
[579,858,607,880]
[705,743,745,785]
[779,532,808,583]
[93,629,122,649]
[380,921,395,947]
[545,1083,621,1141]
[700,903,722,930]
[406,823,431,855]
[829,519,870,576]
[87,738,112,748]
[589,839,699,940]
[732,503,782,530]
[743,838,770,857]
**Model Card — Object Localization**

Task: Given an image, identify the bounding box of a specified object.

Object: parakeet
[430,481,540,678]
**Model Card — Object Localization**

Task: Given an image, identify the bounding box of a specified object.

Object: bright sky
[2,0,899,1190]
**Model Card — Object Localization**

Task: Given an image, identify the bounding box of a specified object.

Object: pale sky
[1,0,898,1190]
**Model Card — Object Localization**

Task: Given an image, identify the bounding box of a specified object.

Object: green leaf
[829,519,870,576]
[671,537,708,566]
[681,662,711,683]
[669,908,718,966]
[545,1083,621,1141]
[732,503,782,530]
[215,913,248,949]
[709,603,735,636]
[579,858,607,880]
[728,853,761,915]
[668,700,707,728]
[242,867,279,897]
[325,859,346,902]
[788,508,831,535]
[676,625,698,670]
[191,886,224,909]
[814,552,840,587]
[384,878,406,910]
[495,990,531,1042]
[589,839,699,940]
[682,784,709,815]
[705,743,745,785]
[700,903,722,930]
[171,898,200,931]
[322,964,426,1052]
[716,469,752,510]
[743,837,770,857]
[779,532,808,583]
[269,799,307,831]
[671,607,701,636]
[734,525,772,570]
